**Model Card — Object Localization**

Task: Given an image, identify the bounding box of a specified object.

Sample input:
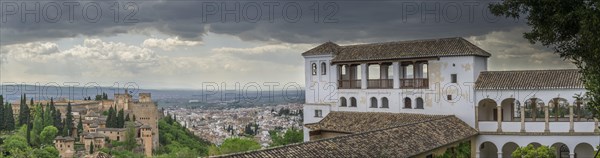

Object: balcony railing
[338,80,361,89]
[367,79,393,89]
[400,78,428,89]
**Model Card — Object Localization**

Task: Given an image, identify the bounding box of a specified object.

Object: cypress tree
[62,118,68,136]
[18,94,31,126]
[65,102,73,136]
[107,106,114,128]
[26,121,31,145]
[133,114,136,121]
[111,107,118,127]
[117,109,124,128]
[77,115,83,139]
[43,103,53,127]
[31,104,44,146]
[30,98,34,107]
[0,95,4,131]
[51,98,62,134]
[4,103,15,131]
[90,142,94,154]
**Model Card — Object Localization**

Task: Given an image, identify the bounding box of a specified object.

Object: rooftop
[475,69,583,90]
[302,37,491,63]
[220,113,477,158]
[305,111,446,133]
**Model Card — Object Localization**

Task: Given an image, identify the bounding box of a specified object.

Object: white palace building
[223,37,597,158]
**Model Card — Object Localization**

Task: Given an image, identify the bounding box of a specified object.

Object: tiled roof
[305,111,446,133]
[302,37,491,62]
[219,114,477,158]
[301,42,339,56]
[475,69,584,90]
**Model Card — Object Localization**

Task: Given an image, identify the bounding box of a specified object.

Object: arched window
[404,97,412,109]
[370,97,377,108]
[311,63,317,75]
[340,97,347,107]
[381,97,389,108]
[574,98,591,121]
[549,98,568,121]
[525,98,544,121]
[350,97,357,107]
[321,62,327,75]
[416,97,424,109]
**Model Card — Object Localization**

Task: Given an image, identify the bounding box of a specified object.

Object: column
[497,106,502,132]
[569,105,574,133]
[544,105,550,132]
[392,62,400,89]
[475,106,479,130]
[595,118,599,133]
[470,137,477,158]
[361,63,367,89]
[569,152,575,158]
[497,152,503,158]
[520,106,526,132]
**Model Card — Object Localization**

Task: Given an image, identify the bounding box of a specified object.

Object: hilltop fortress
[12,91,161,157]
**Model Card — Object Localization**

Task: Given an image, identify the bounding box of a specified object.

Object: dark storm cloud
[0,0,522,45]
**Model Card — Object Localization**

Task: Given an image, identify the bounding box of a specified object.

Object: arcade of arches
[479,141,595,158]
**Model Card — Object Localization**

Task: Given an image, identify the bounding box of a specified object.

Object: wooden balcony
[400,78,428,89]
[338,80,361,89]
[367,79,393,89]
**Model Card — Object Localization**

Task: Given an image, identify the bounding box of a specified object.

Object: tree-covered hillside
[155,115,211,157]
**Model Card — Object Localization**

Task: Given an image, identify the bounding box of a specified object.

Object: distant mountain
[0,84,305,107]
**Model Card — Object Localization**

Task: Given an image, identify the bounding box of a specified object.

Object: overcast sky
[0,0,575,89]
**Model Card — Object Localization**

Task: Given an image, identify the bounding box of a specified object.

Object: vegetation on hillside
[208,137,261,156]
[154,114,211,157]
[0,95,62,158]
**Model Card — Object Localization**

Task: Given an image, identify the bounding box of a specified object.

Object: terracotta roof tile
[475,69,583,90]
[218,114,477,158]
[305,111,446,133]
[302,37,491,62]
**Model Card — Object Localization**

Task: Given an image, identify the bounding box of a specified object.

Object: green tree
[124,122,138,151]
[156,117,210,157]
[512,144,555,158]
[2,134,32,156]
[117,109,124,128]
[269,128,303,147]
[64,102,73,136]
[0,95,4,131]
[107,106,115,128]
[90,142,95,154]
[4,103,16,131]
[31,104,45,146]
[18,94,30,126]
[434,141,470,158]
[210,137,260,156]
[50,98,62,135]
[43,103,53,128]
[133,114,136,122]
[39,126,59,145]
[32,146,59,158]
[489,0,600,121]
